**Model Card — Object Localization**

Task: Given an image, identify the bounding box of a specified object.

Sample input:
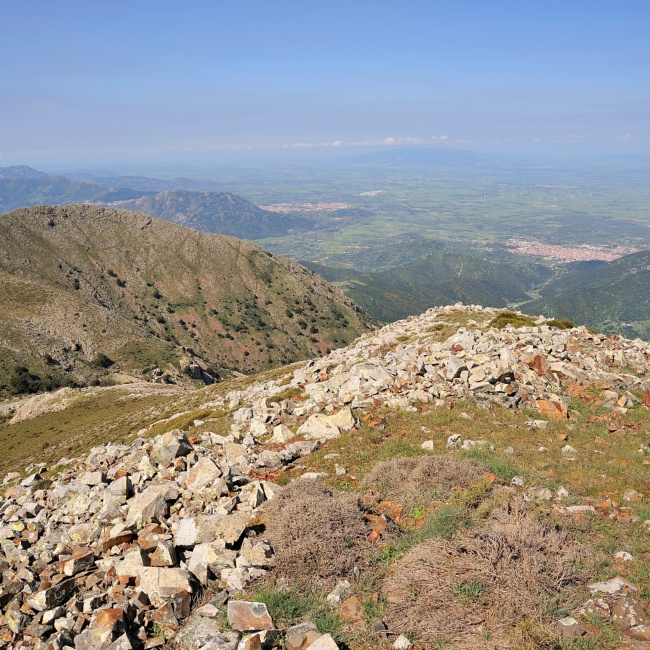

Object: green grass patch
[458,448,525,483]
[415,504,473,541]
[453,580,489,605]
[248,584,348,645]
[268,386,304,404]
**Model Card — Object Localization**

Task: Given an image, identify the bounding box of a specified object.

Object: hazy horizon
[1,1,649,168]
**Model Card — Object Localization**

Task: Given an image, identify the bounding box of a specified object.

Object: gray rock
[137,567,193,607]
[151,430,193,466]
[446,434,461,448]
[553,616,586,639]
[188,542,232,586]
[612,597,647,631]
[186,458,222,491]
[271,424,295,444]
[126,485,169,528]
[393,635,413,650]
[305,634,339,649]
[174,617,240,650]
[588,576,639,596]
[297,408,355,441]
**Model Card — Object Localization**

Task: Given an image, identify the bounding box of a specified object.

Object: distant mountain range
[1,165,648,343]
[342,147,484,167]
[107,190,310,240]
[0,204,372,395]
[0,165,48,179]
[0,165,306,240]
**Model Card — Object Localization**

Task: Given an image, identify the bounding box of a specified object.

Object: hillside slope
[521,250,650,340]
[108,190,310,240]
[307,253,551,322]
[0,204,372,394]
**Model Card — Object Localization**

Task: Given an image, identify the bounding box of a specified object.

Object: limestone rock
[227,601,274,631]
[553,617,586,639]
[271,424,295,444]
[186,458,222,491]
[304,634,339,650]
[174,617,240,650]
[612,597,648,631]
[393,635,413,650]
[298,408,355,441]
[126,486,169,528]
[74,608,125,650]
[588,576,639,596]
[151,430,193,466]
[137,567,193,607]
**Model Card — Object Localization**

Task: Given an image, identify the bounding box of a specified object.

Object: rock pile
[553,576,650,642]
[0,425,291,649]
[0,305,648,649]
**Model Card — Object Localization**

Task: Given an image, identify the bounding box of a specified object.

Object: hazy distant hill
[0,166,153,212]
[0,166,306,240]
[108,190,311,240]
[0,204,372,395]
[520,250,650,340]
[306,253,550,322]
[64,172,224,192]
[0,165,48,179]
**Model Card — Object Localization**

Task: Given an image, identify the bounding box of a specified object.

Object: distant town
[505,239,639,263]
[259,202,350,213]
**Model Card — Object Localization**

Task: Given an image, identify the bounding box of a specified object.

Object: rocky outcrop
[0,304,648,649]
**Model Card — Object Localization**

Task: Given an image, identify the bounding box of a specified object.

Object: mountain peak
[0,165,48,179]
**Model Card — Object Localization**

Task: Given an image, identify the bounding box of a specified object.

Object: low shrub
[262,480,369,587]
[489,311,537,329]
[363,456,487,513]
[383,498,597,649]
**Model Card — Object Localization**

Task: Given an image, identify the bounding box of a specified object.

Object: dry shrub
[262,480,368,587]
[383,498,595,649]
[363,455,487,512]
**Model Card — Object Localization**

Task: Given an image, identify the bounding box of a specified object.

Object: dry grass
[363,455,488,513]
[262,480,369,588]
[383,497,597,649]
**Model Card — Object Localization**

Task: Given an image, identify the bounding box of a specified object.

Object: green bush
[489,311,536,329]
[544,318,576,330]
[92,353,114,368]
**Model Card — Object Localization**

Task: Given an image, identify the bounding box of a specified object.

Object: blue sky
[1,0,649,165]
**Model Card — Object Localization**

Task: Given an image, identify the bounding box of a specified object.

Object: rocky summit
[1,305,649,650]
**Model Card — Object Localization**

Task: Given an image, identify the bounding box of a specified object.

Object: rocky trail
[1,305,649,650]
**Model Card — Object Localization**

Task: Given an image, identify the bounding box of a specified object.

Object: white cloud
[269,136,460,150]
[617,132,632,141]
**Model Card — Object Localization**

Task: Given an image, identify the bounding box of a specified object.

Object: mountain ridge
[0,204,372,395]
[106,189,310,240]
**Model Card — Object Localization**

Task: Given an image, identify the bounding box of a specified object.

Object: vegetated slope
[108,190,310,240]
[0,204,372,395]
[306,253,548,322]
[521,250,650,340]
